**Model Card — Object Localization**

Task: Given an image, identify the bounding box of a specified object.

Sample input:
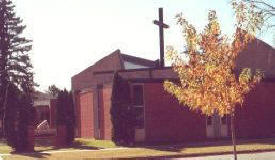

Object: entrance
[132,84,145,142]
[206,114,228,138]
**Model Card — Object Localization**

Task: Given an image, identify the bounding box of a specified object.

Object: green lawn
[1,138,275,160]
[74,138,116,148]
[0,138,116,154]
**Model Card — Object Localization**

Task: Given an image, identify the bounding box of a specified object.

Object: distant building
[72,39,275,143]
[33,91,57,128]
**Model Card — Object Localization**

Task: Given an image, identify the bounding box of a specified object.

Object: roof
[33,91,52,107]
[71,49,158,90]
[72,39,275,91]
[121,54,157,68]
[236,39,275,77]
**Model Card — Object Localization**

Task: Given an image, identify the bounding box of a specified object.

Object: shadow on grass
[6,137,103,159]
[7,137,275,159]
[33,140,103,153]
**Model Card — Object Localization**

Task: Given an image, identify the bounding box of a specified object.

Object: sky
[12,0,275,91]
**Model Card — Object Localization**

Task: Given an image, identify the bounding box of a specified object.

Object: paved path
[169,151,275,160]
[1,148,275,160]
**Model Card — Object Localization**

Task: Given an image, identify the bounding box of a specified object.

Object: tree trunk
[2,83,9,137]
[231,112,237,160]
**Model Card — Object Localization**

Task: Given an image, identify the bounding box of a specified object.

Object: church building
[71,39,275,143]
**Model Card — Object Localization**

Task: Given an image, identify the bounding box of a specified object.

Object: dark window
[207,116,212,125]
[132,85,144,129]
[132,85,144,106]
[221,116,227,125]
[133,107,144,129]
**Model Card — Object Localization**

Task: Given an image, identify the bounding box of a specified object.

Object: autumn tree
[0,0,35,151]
[242,0,274,28]
[164,1,264,160]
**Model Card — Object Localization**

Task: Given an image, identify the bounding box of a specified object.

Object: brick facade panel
[79,91,94,138]
[144,83,206,142]
[102,86,113,140]
[235,82,275,138]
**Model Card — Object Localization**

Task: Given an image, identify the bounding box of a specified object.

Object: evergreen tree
[56,89,75,145]
[47,84,60,98]
[0,0,35,151]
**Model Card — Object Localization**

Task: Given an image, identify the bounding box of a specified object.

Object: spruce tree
[0,0,35,151]
[56,89,75,145]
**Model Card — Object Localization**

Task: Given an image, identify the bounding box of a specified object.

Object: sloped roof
[33,91,52,107]
[72,39,275,91]
[236,39,275,77]
[71,49,157,90]
[121,54,156,68]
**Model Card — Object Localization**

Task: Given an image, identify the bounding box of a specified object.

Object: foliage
[163,1,264,159]
[0,0,35,152]
[48,84,60,97]
[111,73,135,145]
[4,84,35,152]
[164,3,263,117]
[242,0,275,28]
[56,89,75,145]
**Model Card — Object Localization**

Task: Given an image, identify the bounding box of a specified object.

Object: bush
[5,85,36,152]
[56,89,75,146]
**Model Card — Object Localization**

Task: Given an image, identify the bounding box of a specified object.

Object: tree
[0,0,35,152]
[56,89,75,145]
[163,1,263,160]
[48,84,60,98]
[242,0,275,28]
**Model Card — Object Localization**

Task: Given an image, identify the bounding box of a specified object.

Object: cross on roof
[153,8,169,68]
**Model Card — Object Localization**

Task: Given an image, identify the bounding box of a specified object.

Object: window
[207,116,212,125]
[132,85,144,106]
[133,107,144,129]
[132,84,144,129]
[221,116,227,125]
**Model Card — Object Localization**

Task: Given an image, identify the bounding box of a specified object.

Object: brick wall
[235,81,275,138]
[102,86,113,140]
[74,91,81,137]
[79,91,94,138]
[144,83,206,142]
[49,99,57,128]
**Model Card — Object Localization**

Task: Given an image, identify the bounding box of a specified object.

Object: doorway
[206,114,228,138]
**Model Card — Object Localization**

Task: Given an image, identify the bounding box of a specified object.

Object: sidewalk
[168,151,275,160]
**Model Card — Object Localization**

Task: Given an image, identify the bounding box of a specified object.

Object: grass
[0,137,116,154]
[1,138,275,159]
[73,138,116,148]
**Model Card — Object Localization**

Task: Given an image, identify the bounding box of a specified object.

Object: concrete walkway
[169,151,275,160]
[1,146,275,160]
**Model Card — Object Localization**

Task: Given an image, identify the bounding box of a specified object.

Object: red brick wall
[98,88,104,139]
[235,81,275,138]
[102,86,113,140]
[50,99,57,128]
[144,83,206,142]
[79,91,94,138]
[74,91,81,137]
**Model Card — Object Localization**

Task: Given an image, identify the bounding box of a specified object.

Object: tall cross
[153,8,169,68]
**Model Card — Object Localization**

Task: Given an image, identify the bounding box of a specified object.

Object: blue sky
[12,0,274,91]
